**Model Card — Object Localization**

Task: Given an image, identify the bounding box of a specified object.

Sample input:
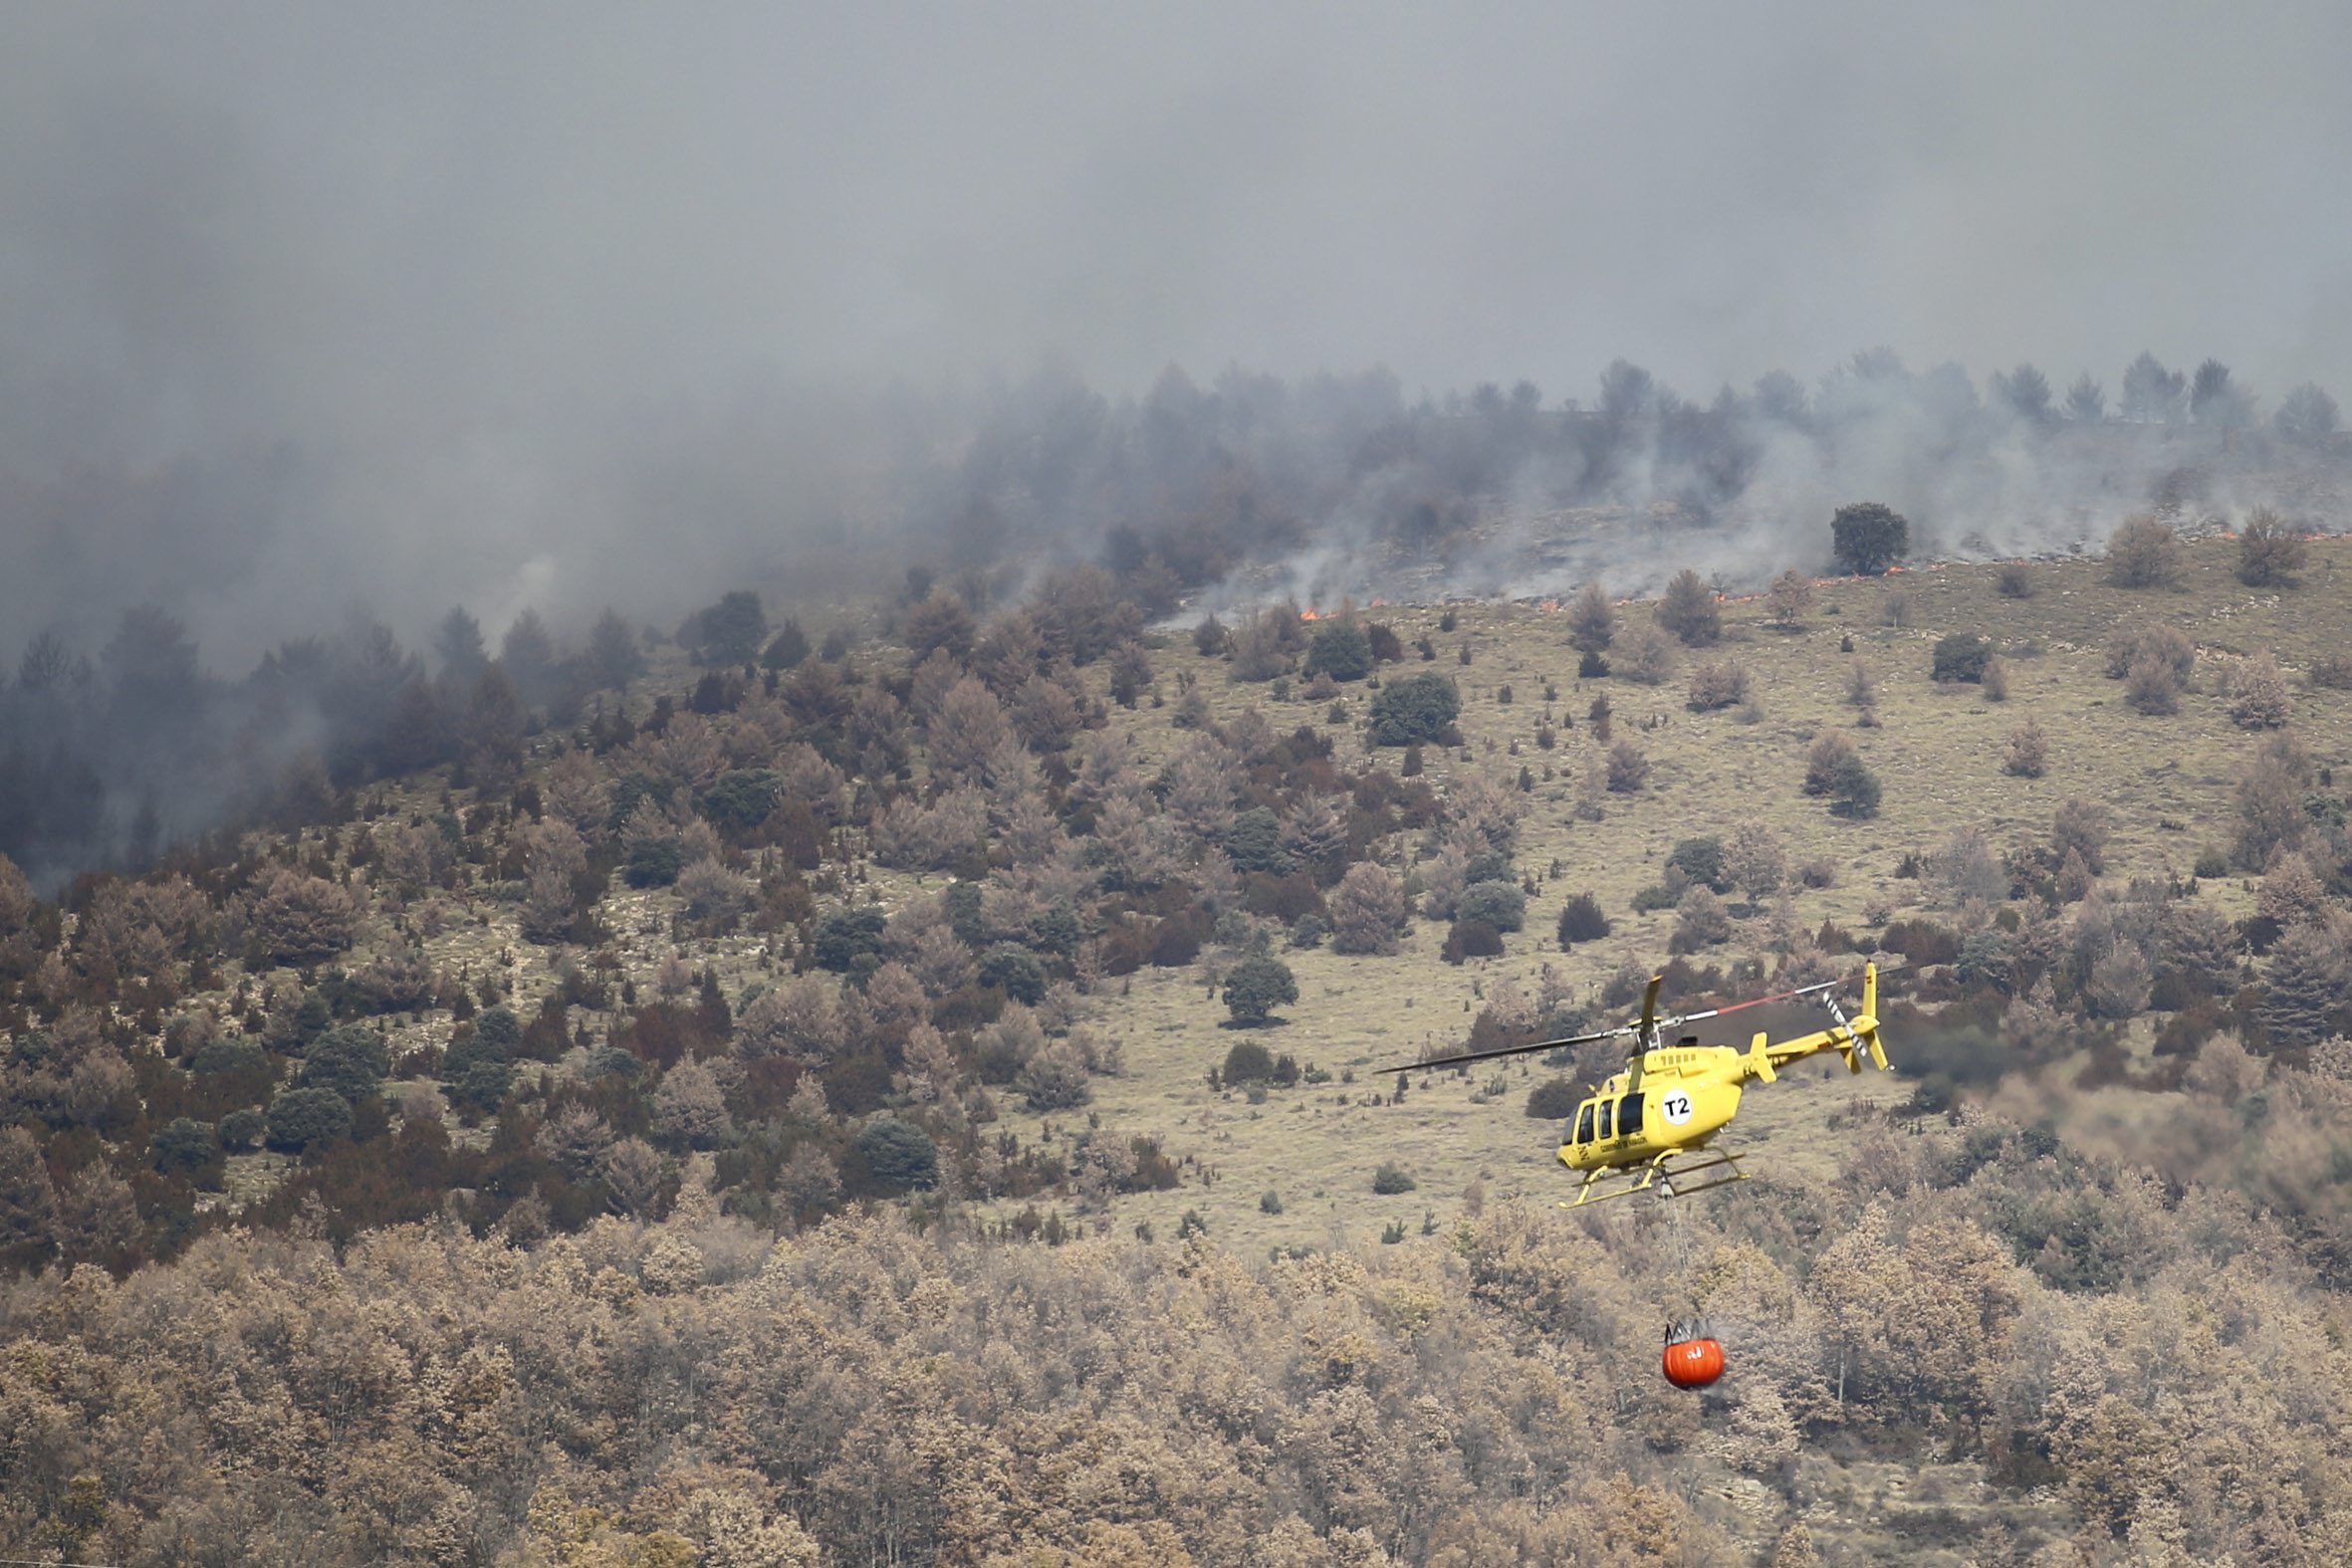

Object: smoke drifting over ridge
[4,3,2352,878]
[7,3,2352,652]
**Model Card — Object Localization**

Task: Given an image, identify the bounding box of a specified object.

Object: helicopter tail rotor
[1828,962,1889,1073]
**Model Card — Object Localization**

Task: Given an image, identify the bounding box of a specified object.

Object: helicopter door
[1619,1091,1644,1137]
[1573,1103,1595,1145]
[1596,1099,1615,1140]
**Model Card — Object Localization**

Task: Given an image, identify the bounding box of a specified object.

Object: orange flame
[1299,607,1320,621]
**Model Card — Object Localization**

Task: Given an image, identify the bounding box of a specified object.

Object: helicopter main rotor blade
[1375,974,1861,1077]
[1375,1022,1635,1075]
[1646,979,1841,1035]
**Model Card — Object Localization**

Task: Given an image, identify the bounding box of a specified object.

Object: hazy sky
[5,1,2349,656]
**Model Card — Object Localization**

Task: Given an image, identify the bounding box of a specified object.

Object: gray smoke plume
[3,3,2350,877]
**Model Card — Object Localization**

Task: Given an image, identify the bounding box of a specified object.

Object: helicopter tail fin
[1852,962,1888,1070]
[1746,1030,1777,1084]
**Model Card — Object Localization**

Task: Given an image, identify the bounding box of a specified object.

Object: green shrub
[1368,673,1462,746]
[1831,502,1910,574]
[1932,631,1993,684]
[1556,893,1611,946]
[1830,755,1883,818]
[700,769,782,834]
[1301,619,1373,683]
[978,943,1048,1004]
[1667,835,1729,891]
[218,1107,267,1152]
[1372,1163,1418,1195]
[264,1087,354,1153]
[303,1023,386,1103]
[623,836,684,888]
[1223,955,1299,1025]
[151,1117,217,1174]
[1457,880,1527,933]
[857,1116,938,1191]
[1223,1039,1277,1083]
[814,907,889,972]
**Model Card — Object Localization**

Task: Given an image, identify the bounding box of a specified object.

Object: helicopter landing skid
[1562,1147,1750,1208]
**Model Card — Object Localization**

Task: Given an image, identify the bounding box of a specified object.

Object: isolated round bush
[1556,893,1611,947]
[1224,954,1299,1025]
[1222,1039,1277,1084]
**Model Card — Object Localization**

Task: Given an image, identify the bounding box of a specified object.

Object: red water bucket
[1663,1336,1725,1388]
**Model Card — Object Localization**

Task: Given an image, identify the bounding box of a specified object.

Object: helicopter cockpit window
[1596,1099,1614,1140]
[1574,1103,1595,1144]
[1619,1091,1644,1137]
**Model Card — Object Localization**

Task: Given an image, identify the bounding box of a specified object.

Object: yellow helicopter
[1384,963,1888,1206]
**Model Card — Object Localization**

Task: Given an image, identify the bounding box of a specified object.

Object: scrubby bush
[1615,624,1676,686]
[1764,571,1813,627]
[1327,862,1408,956]
[2229,652,2292,730]
[1657,570,1721,646]
[2003,720,2047,778]
[1828,755,1882,818]
[2125,656,2181,715]
[1667,836,1729,892]
[1670,887,1733,952]
[151,1117,217,1175]
[2107,515,2182,588]
[1996,562,2032,598]
[1605,741,1650,793]
[1566,582,1614,654]
[2106,622,2195,685]
[1556,893,1611,947]
[247,870,359,966]
[1803,732,1859,795]
[1686,660,1751,712]
[2236,508,2307,587]
[218,1107,266,1153]
[1371,1163,1418,1194]
[1442,920,1506,963]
